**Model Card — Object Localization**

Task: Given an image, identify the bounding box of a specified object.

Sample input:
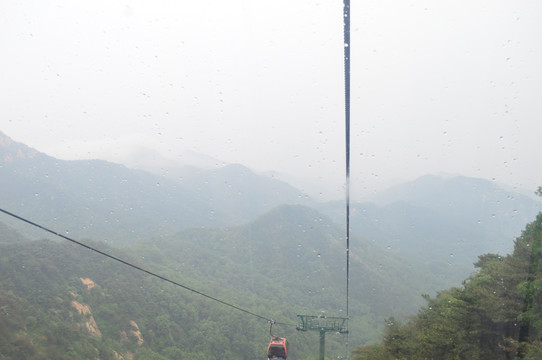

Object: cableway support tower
[296,314,348,360]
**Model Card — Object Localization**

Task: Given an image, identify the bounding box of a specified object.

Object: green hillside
[0,204,452,359]
[0,238,273,360]
[353,212,542,360]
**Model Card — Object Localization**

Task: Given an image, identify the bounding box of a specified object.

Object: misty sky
[1,0,541,200]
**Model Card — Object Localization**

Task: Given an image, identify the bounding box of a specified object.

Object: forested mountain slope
[1,237,271,360]
[3,130,542,359]
[0,204,449,359]
[0,220,28,243]
[353,212,542,360]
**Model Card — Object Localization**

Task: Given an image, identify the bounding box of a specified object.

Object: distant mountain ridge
[319,174,542,286]
[2,129,541,289]
[0,131,312,244]
[0,130,42,163]
[365,174,541,256]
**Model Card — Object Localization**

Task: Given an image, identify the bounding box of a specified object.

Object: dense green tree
[355,212,542,359]
[351,343,394,360]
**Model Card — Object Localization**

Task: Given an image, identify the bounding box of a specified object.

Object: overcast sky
[1,0,541,200]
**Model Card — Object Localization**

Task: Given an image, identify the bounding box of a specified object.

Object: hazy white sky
[2,0,541,200]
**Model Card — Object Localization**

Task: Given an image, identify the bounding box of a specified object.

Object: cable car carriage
[267,336,289,359]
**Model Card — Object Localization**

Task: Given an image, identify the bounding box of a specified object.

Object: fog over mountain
[2,129,542,357]
[2,129,541,284]
[0,131,313,244]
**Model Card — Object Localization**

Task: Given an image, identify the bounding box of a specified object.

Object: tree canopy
[353,212,542,360]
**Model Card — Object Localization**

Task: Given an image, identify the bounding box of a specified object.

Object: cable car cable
[343,0,351,353]
[0,207,295,327]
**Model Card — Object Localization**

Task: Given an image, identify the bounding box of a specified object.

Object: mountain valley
[1,130,541,359]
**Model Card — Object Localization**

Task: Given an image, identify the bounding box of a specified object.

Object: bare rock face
[71,299,102,337]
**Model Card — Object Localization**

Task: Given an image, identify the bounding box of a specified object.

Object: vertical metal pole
[319,328,325,360]
[343,1,351,358]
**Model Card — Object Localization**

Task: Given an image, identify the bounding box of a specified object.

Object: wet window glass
[1,1,541,359]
